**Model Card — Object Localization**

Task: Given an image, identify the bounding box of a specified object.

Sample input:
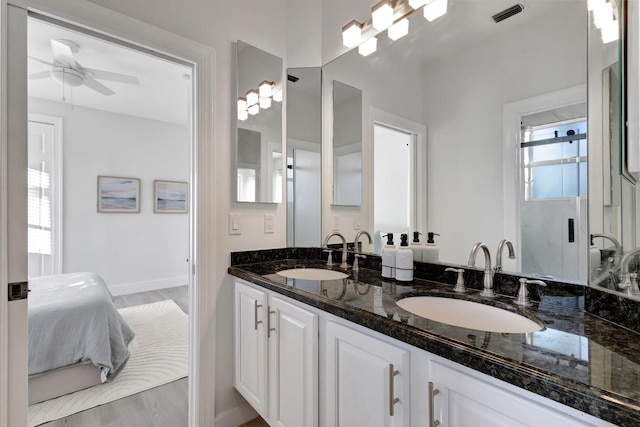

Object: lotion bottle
[396,233,414,282]
[381,233,397,279]
[423,232,440,263]
[410,231,423,262]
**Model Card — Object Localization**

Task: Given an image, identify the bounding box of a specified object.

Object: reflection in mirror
[322,0,586,282]
[589,0,640,299]
[287,68,322,246]
[333,81,362,206]
[235,40,283,203]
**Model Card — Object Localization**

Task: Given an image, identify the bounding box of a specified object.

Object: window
[522,119,587,200]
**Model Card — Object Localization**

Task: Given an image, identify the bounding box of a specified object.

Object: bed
[28,272,135,404]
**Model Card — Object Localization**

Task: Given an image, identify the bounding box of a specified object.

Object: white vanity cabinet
[323,320,411,427]
[424,357,613,427]
[234,280,318,427]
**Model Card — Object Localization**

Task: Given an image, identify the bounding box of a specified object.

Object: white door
[2,4,30,427]
[268,295,318,427]
[325,321,410,427]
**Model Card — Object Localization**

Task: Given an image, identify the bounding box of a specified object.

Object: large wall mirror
[235,40,283,203]
[589,0,640,300]
[321,0,586,283]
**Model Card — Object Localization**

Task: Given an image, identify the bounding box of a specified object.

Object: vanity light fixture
[589,0,618,44]
[371,0,395,30]
[359,36,378,56]
[342,0,448,57]
[342,20,364,48]
[248,103,260,115]
[259,80,273,98]
[246,89,259,106]
[388,17,409,40]
[259,96,272,109]
[423,0,448,22]
[273,89,283,102]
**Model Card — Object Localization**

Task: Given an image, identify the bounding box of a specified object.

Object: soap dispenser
[423,232,440,263]
[410,231,423,262]
[396,233,414,282]
[381,233,397,279]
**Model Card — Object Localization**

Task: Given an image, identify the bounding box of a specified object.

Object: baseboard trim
[109,276,188,296]
[215,401,258,427]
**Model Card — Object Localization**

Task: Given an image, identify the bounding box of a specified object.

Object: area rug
[28,299,188,427]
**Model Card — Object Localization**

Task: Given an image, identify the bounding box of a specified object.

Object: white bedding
[28,272,135,382]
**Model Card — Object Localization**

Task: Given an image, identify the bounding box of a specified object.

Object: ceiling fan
[28,39,140,96]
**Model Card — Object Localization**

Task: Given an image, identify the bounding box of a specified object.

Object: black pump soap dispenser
[423,232,440,263]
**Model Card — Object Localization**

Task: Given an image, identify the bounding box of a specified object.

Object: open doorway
[26,14,193,424]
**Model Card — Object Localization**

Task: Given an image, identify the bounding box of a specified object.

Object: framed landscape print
[97,176,140,213]
[154,180,188,213]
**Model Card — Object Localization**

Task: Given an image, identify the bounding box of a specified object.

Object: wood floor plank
[37,286,189,427]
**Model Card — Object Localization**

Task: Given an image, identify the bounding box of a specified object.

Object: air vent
[492,4,525,23]
[287,74,299,82]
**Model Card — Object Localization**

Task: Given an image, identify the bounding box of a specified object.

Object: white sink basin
[396,296,543,333]
[276,268,348,281]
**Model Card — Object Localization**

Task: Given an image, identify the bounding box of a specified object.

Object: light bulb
[237,97,247,112]
[409,0,429,9]
[342,20,363,48]
[248,103,259,115]
[238,110,249,121]
[359,37,378,57]
[272,89,283,102]
[372,0,394,30]
[388,18,409,41]
[246,89,259,106]
[259,80,273,98]
[424,0,447,22]
[259,96,272,109]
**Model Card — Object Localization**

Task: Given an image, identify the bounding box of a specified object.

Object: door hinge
[8,281,29,301]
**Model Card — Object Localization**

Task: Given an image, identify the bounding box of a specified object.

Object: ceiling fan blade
[28,71,52,80]
[28,56,55,67]
[50,39,77,68]
[83,78,115,96]
[84,68,140,85]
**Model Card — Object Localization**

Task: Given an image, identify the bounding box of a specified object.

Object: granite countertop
[229,257,640,426]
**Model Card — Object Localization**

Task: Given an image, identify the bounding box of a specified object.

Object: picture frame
[154,180,188,213]
[97,176,140,213]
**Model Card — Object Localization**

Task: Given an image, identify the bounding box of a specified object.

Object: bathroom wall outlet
[354,214,361,230]
[229,213,241,235]
[333,215,340,231]
[264,214,275,233]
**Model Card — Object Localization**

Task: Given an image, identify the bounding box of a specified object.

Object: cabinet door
[430,361,592,427]
[269,295,318,427]
[325,321,410,427]
[234,281,269,417]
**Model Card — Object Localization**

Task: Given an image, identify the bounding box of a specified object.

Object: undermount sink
[396,296,543,333]
[276,268,348,281]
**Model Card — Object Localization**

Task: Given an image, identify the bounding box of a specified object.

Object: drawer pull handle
[267,306,276,338]
[254,300,263,330]
[429,381,440,427]
[389,364,400,416]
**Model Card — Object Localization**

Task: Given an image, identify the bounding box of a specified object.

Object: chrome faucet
[323,231,349,269]
[468,242,495,297]
[354,230,373,253]
[591,233,623,266]
[618,247,640,290]
[495,239,515,272]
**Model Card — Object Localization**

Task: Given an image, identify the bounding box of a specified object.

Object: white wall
[423,4,586,266]
[82,0,317,424]
[29,97,189,292]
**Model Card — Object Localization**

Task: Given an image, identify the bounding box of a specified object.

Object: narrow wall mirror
[235,40,283,203]
[589,0,640,299]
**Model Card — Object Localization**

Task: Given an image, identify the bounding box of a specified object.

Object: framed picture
[97,176,140,213]
[154,180,188,213]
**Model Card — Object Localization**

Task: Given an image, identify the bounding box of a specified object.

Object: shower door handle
[568,218,575,243]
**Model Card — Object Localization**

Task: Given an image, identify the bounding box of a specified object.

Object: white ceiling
[28,17,192,125]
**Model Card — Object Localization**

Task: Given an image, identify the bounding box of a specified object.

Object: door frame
[0,1,216,426]
[502,85,586,272]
